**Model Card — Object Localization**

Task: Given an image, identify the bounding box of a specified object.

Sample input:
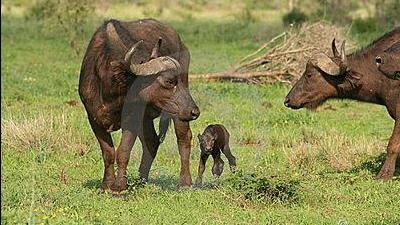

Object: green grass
[2,5,400,225]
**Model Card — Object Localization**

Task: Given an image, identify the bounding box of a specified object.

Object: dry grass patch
[286,130,384,172]
[1,113,87,153]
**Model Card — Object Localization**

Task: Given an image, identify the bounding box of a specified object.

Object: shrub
[226,171,299,203]
[282,8,308,27]
[352,18,381,34]
[27,0,95,57]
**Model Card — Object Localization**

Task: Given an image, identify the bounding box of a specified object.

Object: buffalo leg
[88,117,116,192]
[195,153,209,186]
[138,118,160,181]
[222,145,237,173]
[377,119,400,180]
[173,118,193,187]
[112,129,137,193]
[212,152,224,177]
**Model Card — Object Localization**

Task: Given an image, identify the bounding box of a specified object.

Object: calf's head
[198,132,215,153]
[284,39,354,110]
[114,40,200,121]
[375,42,400,79]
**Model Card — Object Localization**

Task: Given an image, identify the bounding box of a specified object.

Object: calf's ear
[197,134,202,141]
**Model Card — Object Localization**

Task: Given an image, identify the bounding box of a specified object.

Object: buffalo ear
[197,134,202,142]
[150,37,162,59]
[331,38,340,58]
[311,53,342,76]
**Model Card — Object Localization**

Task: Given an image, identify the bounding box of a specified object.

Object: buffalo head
[375,42,400,79]
[112,38,200,121]
[198,133,214,153]
[284,39,353,110]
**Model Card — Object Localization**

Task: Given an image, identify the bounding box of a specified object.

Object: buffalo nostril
[284,97,290,107]
[191,108,200,119]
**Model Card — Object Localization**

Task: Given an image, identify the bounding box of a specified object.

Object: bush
[350,18,388,46]
[27,0,95,57]
[282,8,308,27]
[352,18,381,34]
[381,0,400,27]
[226,170,300,203]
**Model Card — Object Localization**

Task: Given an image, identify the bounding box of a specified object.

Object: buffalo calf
[195,124,236,186]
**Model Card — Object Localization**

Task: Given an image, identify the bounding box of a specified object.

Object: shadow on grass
[351,153,400,177]
[83,179,102,190]
[82,175,219,192]
[148,175,220,191]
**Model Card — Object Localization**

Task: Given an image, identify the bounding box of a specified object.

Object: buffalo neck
[342,54,399,108]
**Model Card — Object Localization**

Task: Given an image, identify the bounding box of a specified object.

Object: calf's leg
[173,119,193,187]
[377,119,400,180]
[222,145,237,173]
[195,153,209,186]
[88,117,116,192]
[212,152,224,177]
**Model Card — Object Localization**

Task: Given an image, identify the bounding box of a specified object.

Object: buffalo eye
[375,56,383,64]
[165,79,177,87]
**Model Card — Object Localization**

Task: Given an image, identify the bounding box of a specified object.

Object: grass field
[1,3,400,225]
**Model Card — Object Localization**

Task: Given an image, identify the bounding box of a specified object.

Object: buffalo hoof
[111,178,128,194]
[376,169,394,181]
[230,165,237,173]
[99,179,115,193]
[179,175,192,188]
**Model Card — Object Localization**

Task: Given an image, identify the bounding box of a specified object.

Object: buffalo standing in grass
[79,19,200,193]
[284,28,400,180]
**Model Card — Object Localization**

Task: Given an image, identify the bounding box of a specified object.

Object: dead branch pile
[190,21,354,84]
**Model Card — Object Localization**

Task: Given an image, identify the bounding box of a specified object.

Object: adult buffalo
[79,19,200,193]
[284,28,400,180]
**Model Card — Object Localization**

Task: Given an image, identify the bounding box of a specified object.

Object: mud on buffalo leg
[222,145,237,173]
[138,118,160,181]
[212,152,224,177]
[377,119,400,180]
[112,129,137,193]
[173,118,193,187]
[88,117,116,191]
[195,153,209,186]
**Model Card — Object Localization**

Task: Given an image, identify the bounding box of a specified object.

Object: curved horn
[312,53,341,76]
[106,22,127,52]
[340,40,348,73]
[130,56,181,76]
[124,40,144,62]
[332,38,340,57]
[150,37,162,59]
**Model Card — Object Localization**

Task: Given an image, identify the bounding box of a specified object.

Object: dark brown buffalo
[195,124,236,186]
[376,41,400,79]
[284,28,400,180]
[79,18,200,193]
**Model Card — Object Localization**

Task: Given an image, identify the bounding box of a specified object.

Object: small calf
[195,124,236,186]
